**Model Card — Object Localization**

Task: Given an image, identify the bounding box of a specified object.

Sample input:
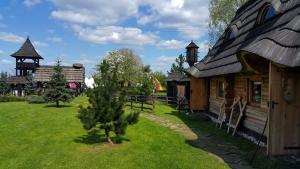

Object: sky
[0,0,210,77]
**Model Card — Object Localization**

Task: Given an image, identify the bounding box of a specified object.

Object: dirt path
[141,113,254,169]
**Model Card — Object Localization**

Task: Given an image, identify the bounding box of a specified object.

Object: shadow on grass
[74,131,130,145]
[162,110,296,169]
[44,104,73,108]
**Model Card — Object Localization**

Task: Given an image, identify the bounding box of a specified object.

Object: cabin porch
[189,62,300,156]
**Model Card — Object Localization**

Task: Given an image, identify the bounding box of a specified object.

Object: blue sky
[0,0,210,77]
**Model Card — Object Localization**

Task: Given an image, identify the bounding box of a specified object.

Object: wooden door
[283,75,300,153]
[269,64,300,155]
[268,63,285,155]
[190,77,208,111]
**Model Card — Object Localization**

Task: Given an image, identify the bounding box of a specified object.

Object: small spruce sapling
[44,60,74,107]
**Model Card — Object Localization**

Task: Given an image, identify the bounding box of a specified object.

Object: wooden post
[141,96,144,112]
[152,96,155,112]
[130,96,133,109]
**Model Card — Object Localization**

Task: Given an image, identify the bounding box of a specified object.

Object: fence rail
[126,95,190,112]
[126,95,155,112]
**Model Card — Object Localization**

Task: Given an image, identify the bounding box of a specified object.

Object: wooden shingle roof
[187,0,300,78]
[186,41,199,49]
[166,72,190,82]
[33,65,85,83]
[11,37,43,59]
[6,76,28,84]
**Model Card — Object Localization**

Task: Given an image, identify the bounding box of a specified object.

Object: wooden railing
[126,95,155,112]
[126,95,190,112]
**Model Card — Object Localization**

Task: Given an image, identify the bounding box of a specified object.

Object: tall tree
[208,0,247,46]
[44,60,74,107]
[135,65,155,96]
[78,60,139,144]
[169,54,186,74]
[104,50,143,85]
[0,72,10,95]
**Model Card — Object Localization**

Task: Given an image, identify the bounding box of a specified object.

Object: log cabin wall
[209,77,225,117]
[235,75,269,140]
[209,74,269,141]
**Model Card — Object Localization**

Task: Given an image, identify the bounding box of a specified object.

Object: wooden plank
[190,77,208,110]
[268,63,285,155]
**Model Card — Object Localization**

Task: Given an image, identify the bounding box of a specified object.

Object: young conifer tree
[25,75,37,95]
[0,72,10,95]
[77,59,139,144]
[44,60,74,107]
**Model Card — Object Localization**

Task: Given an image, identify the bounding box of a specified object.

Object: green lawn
[0,97,230,169]
[151,102,292,169]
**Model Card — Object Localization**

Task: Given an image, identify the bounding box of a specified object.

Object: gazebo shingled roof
[11,37,43,59]
[166,72,190,82]
[186,41,199,49]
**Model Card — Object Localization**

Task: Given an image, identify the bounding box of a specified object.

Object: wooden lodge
[166,72,190,100]
[185,0,300,156]
[7,37,85,96]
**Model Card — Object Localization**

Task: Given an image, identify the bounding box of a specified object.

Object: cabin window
[257,5,276,24]
[217,80,225,98]
[251,81,262,104]
[225,29,235,41]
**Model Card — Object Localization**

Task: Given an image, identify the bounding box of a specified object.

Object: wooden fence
[126,95,190,112]
[126,95,155,112]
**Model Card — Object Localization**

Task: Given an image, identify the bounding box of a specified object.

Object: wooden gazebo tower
[11,37,43,76]
[7,37,43,96]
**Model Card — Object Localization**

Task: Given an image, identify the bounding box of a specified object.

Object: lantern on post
[186,40,199,66]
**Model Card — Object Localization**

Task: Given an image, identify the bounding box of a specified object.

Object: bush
[26,95,46,104]
[0,95,26,102]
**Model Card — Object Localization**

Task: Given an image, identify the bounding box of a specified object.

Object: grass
[149,102,293,169]
[152,92,167,97]
[0,97,230,169]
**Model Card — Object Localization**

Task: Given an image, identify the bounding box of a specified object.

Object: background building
[7,37,85,96]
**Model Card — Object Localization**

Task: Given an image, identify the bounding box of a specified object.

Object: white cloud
[51,0,140,25]
[157,39,185,49]
[156,56,176,63]
[24,0,41,7]
[140,0,210,39]
[151,55,177,72]
[74,58,95,64]
[137,14,158,25]
[0,14,3,20]
[33,41,48,48]
[44,60,71,66]
[0,32,25,43]
[72,25,157,46]
[48,37,62,43]
[50,0,210,40]
[1,59,13,65]
[0,50,4,57]
[195,40,209,53]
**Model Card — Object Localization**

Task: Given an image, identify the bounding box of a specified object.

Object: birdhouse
[186,41,199,66]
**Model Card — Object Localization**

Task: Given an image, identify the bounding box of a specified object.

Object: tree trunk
[56,101,59,107]
[105,129,113,144]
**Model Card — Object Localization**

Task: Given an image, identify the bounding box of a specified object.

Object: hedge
[0,95,26,102]
[26,95,46,104]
